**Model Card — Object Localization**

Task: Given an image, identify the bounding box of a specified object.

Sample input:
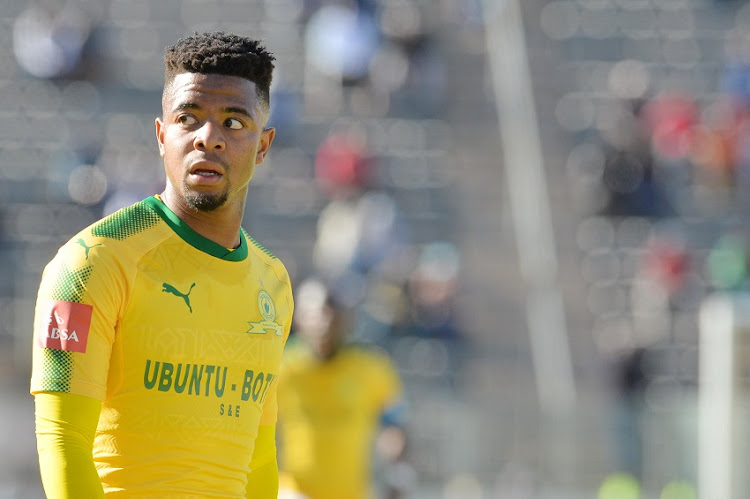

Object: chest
[116,254,289,373]
[283,359,381,418]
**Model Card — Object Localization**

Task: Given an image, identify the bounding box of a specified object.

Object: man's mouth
[192,170,221,177]
[187,163,224,186]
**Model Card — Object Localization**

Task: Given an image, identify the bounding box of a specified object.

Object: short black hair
[163,31,275,108]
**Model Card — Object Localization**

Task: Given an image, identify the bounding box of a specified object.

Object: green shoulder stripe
[91,201,160,240]
[40,349,75,392]
[242,228,277,260]
[50,263,93,303]
[41,262,92,392]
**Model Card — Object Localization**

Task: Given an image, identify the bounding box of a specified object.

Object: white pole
[481,0,576,414]
[698,293,744,499]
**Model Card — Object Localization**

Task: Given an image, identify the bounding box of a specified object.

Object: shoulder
[279,340,313,375]
[47,199,169,275]
[342,344,397,373]
[85,198,171,254]
[243,229,283,266]
[242,229,293,287]
[88,199,164,241]
[282,338,310,361]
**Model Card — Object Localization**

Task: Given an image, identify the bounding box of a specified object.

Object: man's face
[156,73,275,213]
[297,303,348,360]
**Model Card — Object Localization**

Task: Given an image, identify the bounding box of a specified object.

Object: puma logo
[76,238,103,260]
[162,282,196,313]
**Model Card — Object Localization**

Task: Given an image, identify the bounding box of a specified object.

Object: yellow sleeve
[31,235,123,400]
[35,392,104,499]
[245,424,278,498]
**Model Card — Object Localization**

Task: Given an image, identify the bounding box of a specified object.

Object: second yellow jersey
[277,342,402,499]
[30,196,293,497]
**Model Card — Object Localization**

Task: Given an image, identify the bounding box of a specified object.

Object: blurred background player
[277,277,413,499]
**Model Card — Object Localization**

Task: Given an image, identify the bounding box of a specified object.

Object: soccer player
[277,278,409,499]
[30,32,293,498]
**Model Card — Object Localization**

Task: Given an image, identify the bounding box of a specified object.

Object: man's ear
[255,127,276,165]
[155,117,166,158]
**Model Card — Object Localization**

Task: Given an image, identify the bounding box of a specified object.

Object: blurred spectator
[314,125,374,200]
[13,0,101,80]
[640,232,690,299]
[303,0,381,115]
[699,30,750,210]
[277,278,414,499]
[630,228,691,343]
[405,241,461,340]
[690,95,750,197]
[641,93,698,164]
[374,0,446,117]
[311,124,413,346]
[598,99,675,218]
[609,346,649,480]
[600,144,673,218]
[304,1,380,87]
[640,93,701,215]
[301,0,446,118]
[312,124,408,285]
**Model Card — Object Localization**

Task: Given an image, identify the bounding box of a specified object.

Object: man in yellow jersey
[277,278,410,499]
[30,32,293,498]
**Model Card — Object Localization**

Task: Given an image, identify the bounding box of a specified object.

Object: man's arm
[245,424,278,498]
[35,392,104,499]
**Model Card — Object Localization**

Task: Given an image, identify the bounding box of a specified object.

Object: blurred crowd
[554,4,750,495]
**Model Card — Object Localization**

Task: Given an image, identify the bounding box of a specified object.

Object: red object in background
[643,238,689,295]
[314,133,372,196]
[641,93,697,161]
[690,96,750,180]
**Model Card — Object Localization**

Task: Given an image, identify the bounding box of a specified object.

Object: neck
[160,189,245,249]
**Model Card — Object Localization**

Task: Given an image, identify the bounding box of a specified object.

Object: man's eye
[225,118,243,130]
[177,115,198,126]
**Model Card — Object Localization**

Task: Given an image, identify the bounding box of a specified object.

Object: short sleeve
[31,236,127,401]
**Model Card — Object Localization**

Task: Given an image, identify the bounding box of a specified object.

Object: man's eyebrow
[171,103,252,117]
[173,102,200,112]
[223,106,252,117]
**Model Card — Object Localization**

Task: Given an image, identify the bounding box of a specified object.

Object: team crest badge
[246,289,283,336]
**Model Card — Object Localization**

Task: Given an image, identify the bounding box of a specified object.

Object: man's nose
[193,121,225,151]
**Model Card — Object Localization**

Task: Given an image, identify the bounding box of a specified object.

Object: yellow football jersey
[31,196,293,497]
[277,342,402,499]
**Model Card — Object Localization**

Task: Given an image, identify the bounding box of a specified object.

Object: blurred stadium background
[4,0,750,497]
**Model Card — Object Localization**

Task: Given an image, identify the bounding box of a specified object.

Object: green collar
[144,196,248,261]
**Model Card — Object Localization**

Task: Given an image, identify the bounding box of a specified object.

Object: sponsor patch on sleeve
[38,300,93,353]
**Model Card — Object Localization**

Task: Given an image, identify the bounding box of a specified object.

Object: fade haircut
[163,31,275,110]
